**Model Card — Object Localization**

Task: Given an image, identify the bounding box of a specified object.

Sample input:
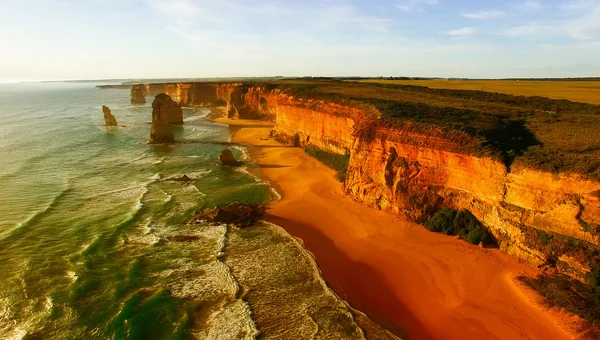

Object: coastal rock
[102,105,118,126]
[193,203,266,228]
[135,81,600,282]
[149,93,176,144]
[219,149,243,166]
[170,174,191,182]
[130,84,147,105]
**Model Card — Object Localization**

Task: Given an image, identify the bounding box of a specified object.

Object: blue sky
[0,0,599,80]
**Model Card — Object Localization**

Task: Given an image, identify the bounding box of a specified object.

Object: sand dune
[216,117,575,340]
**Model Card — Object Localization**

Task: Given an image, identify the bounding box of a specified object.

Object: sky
[0,0,599,80]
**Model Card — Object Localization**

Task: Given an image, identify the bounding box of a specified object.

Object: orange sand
[215,117,575,340]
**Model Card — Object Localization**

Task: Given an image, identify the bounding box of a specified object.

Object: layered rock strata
[130,84,147,105]
[149,93,177,144]
[137,82,600,280]
[102,105,117,126]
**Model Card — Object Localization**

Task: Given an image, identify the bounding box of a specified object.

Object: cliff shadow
[264,214,430,340]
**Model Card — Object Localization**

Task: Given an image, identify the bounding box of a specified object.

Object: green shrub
[466,229,488,245]
[303,146,350,181]
[424,208,456,233]
[424,208,489,245]
[519,273,600,328]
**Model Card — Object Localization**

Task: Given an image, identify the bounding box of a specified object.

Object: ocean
[0,83,389,339]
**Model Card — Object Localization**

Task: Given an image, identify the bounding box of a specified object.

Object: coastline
[213,115,578,340]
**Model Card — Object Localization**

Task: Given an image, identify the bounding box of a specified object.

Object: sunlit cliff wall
[139,82,600,280]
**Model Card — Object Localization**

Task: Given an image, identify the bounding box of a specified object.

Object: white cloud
[503,23,557,37]
[564,5,600,39]
[461,10,506,19]
[520,1,543,10]
[396,0,439,12]
[146,0,201,17]
[560,0,598,11]
[445,27,475,36]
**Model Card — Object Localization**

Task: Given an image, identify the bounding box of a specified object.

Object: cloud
[396,0,439,12]
[503,23,557,37]
[445,27,475,36]
[146,0,201,17]
[560,0,598,11]
[461,10,506,20]
[520,1,543,10]
[564,4,600,39]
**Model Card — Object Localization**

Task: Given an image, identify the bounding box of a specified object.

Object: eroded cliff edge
[136,81,600,282]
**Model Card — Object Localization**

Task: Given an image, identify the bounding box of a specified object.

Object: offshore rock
[193,203,266,228]
[102,105,117,126]
[219,149,243,166]
[149,93,176,144]
[130,84,147,105]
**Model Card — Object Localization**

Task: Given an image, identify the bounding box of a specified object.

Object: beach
[215,117,576,340]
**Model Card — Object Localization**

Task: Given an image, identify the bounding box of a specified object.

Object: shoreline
[213,115,578,340]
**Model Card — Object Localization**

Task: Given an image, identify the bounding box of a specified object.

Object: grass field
[357,79,600,105]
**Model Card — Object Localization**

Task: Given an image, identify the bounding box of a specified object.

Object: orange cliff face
[346,129,600,278]
[137,82,600,280]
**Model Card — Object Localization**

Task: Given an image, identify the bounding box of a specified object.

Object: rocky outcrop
[345,131,600,280]
[219,149,243,166]
[149,94,176,144]
[139,81,600,281]
[193,203,266,228]
[145,83,276,121]
[130,84,147,105]
[102,105,117,126]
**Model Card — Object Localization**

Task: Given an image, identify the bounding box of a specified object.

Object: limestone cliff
[102,105,118,126]
[131,84,147,105]
[149,93,176,144]
[138,82,600,280]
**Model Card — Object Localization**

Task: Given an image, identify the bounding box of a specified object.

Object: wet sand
[215,117,576,340]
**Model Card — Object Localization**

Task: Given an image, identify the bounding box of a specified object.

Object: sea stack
[130,84,147,105]
[219,149,243,166]
[149,93,177,144]
[102,105,118,126]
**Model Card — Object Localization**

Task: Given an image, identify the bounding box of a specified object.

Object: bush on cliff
[519,270,600,330]
[424,208,489,245]
[303,145,350,181]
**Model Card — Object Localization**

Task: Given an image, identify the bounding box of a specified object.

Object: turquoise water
[0,83,392,339]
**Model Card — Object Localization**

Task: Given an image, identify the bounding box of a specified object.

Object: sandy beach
[215,117,577,340]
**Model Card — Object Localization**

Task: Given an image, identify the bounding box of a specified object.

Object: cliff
[149,93,177,143]
[131,84,147,105]
[102,105,118,126]
[135,81,600,280]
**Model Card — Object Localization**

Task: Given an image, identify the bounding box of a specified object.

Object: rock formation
[102,105,118,126]
[193,203,266,228]
[138,81,600,282]
[149,93,176,144]
[130,84,147,105]
[219,149,243,166]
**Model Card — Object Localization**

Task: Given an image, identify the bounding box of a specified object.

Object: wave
[218,222,402,339]
[230,145,250,161]
[3,187,72,239]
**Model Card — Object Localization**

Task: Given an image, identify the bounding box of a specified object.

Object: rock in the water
[219,148,243,166]
[149,93,177,144]
[170,174,191,182]
[102,105,118,126]
[194,203,266,228]
[130,84,147,105]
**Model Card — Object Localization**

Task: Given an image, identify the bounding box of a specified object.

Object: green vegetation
[519,268,600,328]
[424,208,489,245]
[303,145,350,181]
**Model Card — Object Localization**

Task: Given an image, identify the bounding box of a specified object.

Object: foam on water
[0,83,397,339]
